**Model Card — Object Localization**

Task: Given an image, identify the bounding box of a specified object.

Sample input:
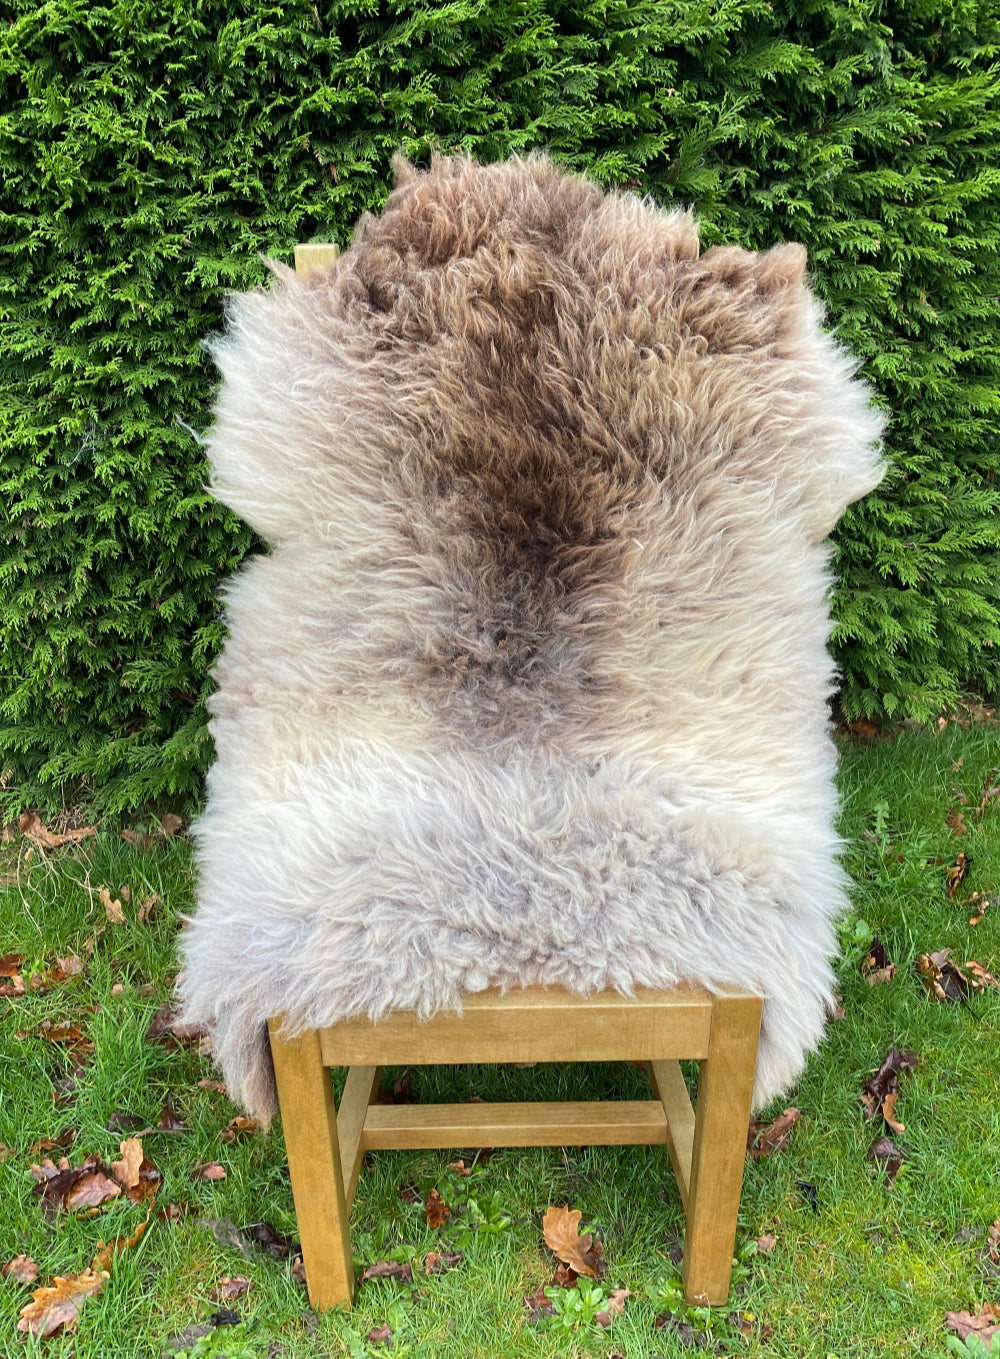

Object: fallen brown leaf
[211,1276,252,1302]
[755,1234,777,1254]
[110,1138,144,1190]
[964,960,999,993]
[848,720,878,738]
[197,1079,228,1094]
[359,1260,413,1284]
[946,853,971,898]
[159,813,184,837]
[988,1219,1000,1265]
[975,768,1000,816]
[423,1250,464,1274]
[424,1187,451,1228]
[37,1017,95,1059]
[121,828,156,850]
[595,1287,630,1326]
[17,1266,107,1338]
[28,956,85,993]
[99,886,126,924]
[448,1159,472,1177]
[866,1135,906,1184]
[31,1154,122,1217]
[542,1205,604,1279]
[220,1116,261,1143]
[944,1302,1000,1346]
[861,1048,919,1126]
[18,812,95,850]
[524,1280,557,1317]
[373,1070,415,1104]
[28,1128,76,1154]
[146,1003,209,1051]
[917,949,984,1002]
[135,893,159,923]
[246,1222,299,1259]
[3,1255,39,1284]
[881,1090,905,1136]
[367,1325,393,1346]
[0,952,26,997]
[747,1107,801,1159]
[191,1161,226,1181]
[966,892,995,926]
[92,1212,150,1273]
[861,935,897,987]
[157,1096,186,1132]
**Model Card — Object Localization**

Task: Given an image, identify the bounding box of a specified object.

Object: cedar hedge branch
[2,1,999,819]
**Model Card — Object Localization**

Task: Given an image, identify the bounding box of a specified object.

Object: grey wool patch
[178,149,886,1124]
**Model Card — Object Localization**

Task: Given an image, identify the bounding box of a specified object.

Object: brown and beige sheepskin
[178,149,886,1124]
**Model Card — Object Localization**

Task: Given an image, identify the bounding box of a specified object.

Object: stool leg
[682,994,763,1306]
[268,1020,354,1309]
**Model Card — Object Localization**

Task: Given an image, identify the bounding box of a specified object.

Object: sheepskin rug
[179,149,886,1125]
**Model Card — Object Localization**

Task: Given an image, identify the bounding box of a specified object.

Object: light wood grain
[319,986,713,1066]
[293,241,341,273]
[681,993,763,1306]
[361,1098,670,1149]
[268,1020,354,1310]
[337,1065,381,1213]
[650,1059,695,1210]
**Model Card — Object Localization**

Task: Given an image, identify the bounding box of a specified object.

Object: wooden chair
[268,983,762,1311]
[269,247,763,1314]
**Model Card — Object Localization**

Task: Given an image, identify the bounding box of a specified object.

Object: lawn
[1,718,998,1359]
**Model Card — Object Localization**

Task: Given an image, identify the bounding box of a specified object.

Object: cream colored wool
[179,149,886,1124]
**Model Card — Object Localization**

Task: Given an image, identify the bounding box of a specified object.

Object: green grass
[1,721,998,1358]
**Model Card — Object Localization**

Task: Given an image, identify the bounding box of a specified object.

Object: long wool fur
[179,149,886,1124]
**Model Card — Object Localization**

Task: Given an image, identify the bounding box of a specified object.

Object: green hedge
[3,0,1000,819]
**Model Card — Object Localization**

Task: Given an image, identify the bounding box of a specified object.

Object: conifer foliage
[2,1,999,816]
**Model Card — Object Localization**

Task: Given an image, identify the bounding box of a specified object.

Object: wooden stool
[267,985,762,1311]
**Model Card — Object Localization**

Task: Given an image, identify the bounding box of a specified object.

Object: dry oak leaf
[3,1255,38,1284]
[191,1161,226,1181]
[19,812,95,849]
[99,886,126,925]
[866,1135,906,1185]
[110,1137,144,1190]
[31,1154,122,1216]
[988,1219,1000,1266]
[359,1260,414,1284]
[747,1108,801,1159]
[964,960,1000,993]
[17,1266,108,1338]
[967,892,996,927]
[946,853,971,898]
[945,1303,1000,1346]
[220,1116,262,1143]
[861,937,897,987]
[861,1047,919,1124]
[212,1276,253,1302]
[424,1187,451,1228]
[881,1090,906,1136]
[916,950,995,1002]
[423,1250,464,1274]
[595,1287,631,1327]
[92,1213,150,1273]
[542,1205,604,1280]
[755,1234,777,1255]
[198,1079,228,1094]
[146,1003,209,1051]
